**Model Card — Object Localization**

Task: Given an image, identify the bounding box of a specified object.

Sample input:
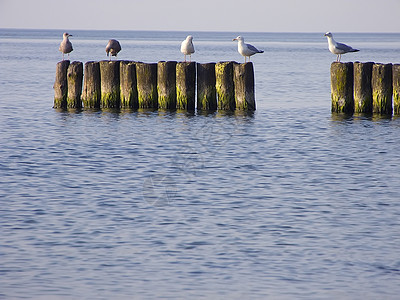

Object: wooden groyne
[54,60,257,111]
[331,62,400,115]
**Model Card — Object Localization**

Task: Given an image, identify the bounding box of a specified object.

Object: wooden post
[53,60,70,108]
[157,61,177,109]
[66,61,83,108]
[330,62,354,114]
[354,62,373,113]
[136,62,158,109]
[176,62,196,110]
[393,64,400,115]
[99,60,120,108]
[82,61,101,108]
[233,62,256,110]
[197,63,217,110]
[120,61,138,109]
[372,63,393,115]
[216,61,235,111]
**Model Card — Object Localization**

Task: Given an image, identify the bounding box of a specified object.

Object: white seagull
[106,39,122,60]
[59,32,73,61]
[324,32,359,62]
[180,35,195,62]
[233,36,264,62]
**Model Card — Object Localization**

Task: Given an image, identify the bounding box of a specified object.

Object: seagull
[233,36,264,63]
[106,39,122,60]
[59,32,73,61]
[180,35,195,62]
[324,32,359,62]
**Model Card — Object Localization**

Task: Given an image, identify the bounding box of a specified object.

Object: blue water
[1,29,400,299]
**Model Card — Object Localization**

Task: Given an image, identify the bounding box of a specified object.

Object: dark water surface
[1,29,400,299]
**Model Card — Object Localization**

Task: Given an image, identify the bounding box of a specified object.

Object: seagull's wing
[336,42,354,52]
[67,41,73,52]
[247,43,262,53]
[113,40,121,52]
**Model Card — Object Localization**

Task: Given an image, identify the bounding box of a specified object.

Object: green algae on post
[215,61,235,111]
[157,61,177,109]
[354,62,373,114]
[53,60,70,109]
[82,61,101,108]
[233,62,256,111]
[372,63,393,115]
[330,62,354,114]
[197,63,217,111]
[120,61,138,109]
[99,60,121,108]
[67,61,83,109]
[136,62,158,109]
[176,62,196,110]
[393,64,400,115]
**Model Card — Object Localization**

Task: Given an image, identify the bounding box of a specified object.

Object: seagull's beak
[233,38,237,41]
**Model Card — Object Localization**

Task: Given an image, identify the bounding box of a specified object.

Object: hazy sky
[1,0,399,32]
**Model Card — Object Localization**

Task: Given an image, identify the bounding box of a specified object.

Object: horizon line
[1,27,399,34]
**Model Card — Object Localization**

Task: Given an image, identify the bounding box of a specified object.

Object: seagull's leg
[184,55,186,62]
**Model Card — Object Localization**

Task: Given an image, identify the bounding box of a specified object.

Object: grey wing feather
[113,41,121,52]
[66,42,73,52]
[336,42,354,52]
[247,43,263,53]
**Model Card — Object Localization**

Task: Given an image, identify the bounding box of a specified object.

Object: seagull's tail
[258,50,264,53]
[350,49,360,52]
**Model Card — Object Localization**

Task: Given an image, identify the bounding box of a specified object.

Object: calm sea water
[1,29,400,299]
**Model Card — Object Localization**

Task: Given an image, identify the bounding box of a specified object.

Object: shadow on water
[54,106,256,121]
[331,112,394,124]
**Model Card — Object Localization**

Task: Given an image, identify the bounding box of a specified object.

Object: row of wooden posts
[54,60,256,111]
[331,62,400,115]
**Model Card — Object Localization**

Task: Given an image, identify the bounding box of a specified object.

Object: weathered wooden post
[197,63,217,110]
[82,61,101,108]
[233,62,256,110]
[354,62,373,113]
[53,60,70,108]
[176,62,196,110]
[66,61,83,109]
[157,61,177,109]
[393,64,400,115]
[136,62,158,109]
[372,63,393,115]
[330,62,354,114]
[120,61,138,109]
[215,61,235,111]
[99,60,120,108]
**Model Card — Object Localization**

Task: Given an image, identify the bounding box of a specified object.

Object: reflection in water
[331,112,394,124]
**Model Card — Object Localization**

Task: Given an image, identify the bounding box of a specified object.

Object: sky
[0,0,399,32]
